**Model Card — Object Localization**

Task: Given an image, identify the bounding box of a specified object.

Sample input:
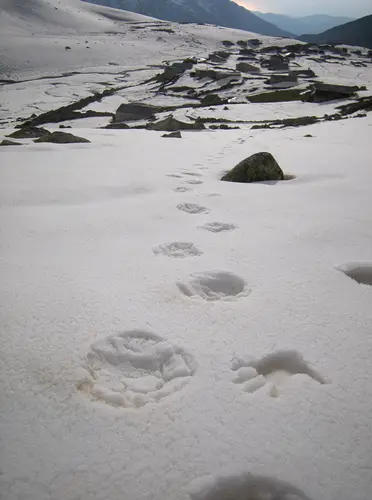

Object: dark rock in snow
[147,116,205,131]
[34,131,90,144]
[114,103,163,122]
[265,54,289,70]
[336,95,372,115]
[248,88,305,103]
[105,122,130,129]
[268,73,298,85]
[236,62,260,73]
[200,94,226,106]
[209,51,230,62]
[7,126,51,139]
[291,69,316,78]
[192,69,240,81]
[222,152,284,183]
[306,82,360,102]
[1,139,23,146]
[222,40,234,47]
[161,131,182,138]
[65,46,71,50]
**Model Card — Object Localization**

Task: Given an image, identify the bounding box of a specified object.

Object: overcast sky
[233,0,371,18]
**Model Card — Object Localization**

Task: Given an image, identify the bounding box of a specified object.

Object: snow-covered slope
[83,0,293,37]
[1,2,372,500]
[0,0,297,80]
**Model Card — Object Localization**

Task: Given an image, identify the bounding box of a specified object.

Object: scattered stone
[161,131,182,138]
[221,152,284,183]
[239,48,256,56]
[114,102,163,122]
[237,40,248,48]
[34,131,90,144]
[59,124,72,129]
[304,134,313,137]
[147,116,205,131]
[0,139,23,146]
[209,51,230,62]
[222,40,234,47]
[7,126,51,139]
[248,39,261,47]
[251,116,318,129]
[154,60,194,83]
[209,124,240,130]
[65,46,71,50]
[236,62,260,73]
[223,106,229,110]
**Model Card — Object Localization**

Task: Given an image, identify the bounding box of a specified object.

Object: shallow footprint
[184,180,203,185]
[153,241,202,258]
[78,330,197,408]
[188,472,313,500]
[336,262,372,286]
[231,350,328,397]
[177,270,250,301]
[177,203,209,215]
[198,222,236,233]
[173,187,192,192]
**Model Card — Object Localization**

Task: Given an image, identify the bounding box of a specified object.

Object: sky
[233,0,372,18]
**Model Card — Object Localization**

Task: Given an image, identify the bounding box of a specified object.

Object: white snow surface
[1,2,372,500]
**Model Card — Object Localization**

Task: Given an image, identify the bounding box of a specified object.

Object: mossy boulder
[1,139,23,146]
[147,116,205,131]
[7,126,50,139]
[34,131,90,144]
[221,152,284,183]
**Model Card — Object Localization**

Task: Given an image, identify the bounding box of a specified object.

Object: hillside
[82,0,294,37]
[255,12,354,36]
[301,14,372,49]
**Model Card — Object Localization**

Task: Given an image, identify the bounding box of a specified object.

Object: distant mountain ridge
[300,14,372,49]
[254,12,354,35]
[82,0,294,37]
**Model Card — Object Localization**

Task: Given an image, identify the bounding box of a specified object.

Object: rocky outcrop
[221,152,284,183]
[1,139,23,146]
[248,88,305,103]
[306,82,360,102]
[7,126,51,139]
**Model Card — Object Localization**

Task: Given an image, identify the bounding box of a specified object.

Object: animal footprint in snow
[336,262,372,286]
[198,222,237,233]
[153,241,202,258]
[177,203,209,215]
[177,270,250,301]
[231,350,328,397]
[184,180,203,185]
[78,330,197,408]
[181,172,203,177]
